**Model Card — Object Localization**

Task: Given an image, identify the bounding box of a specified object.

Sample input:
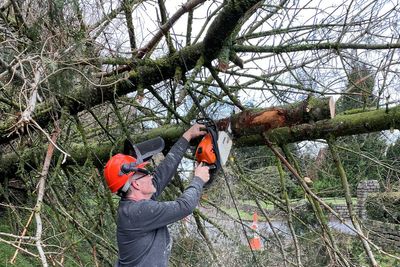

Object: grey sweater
[116,137,205,267]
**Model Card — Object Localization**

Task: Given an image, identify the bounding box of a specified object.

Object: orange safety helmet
[195,133,216,165]
[104,153,149,193]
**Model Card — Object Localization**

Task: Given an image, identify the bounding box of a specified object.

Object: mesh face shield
[123,136,165,164]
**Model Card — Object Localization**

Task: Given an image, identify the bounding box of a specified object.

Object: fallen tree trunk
[235,105,400,147]
[2,101,399,183]
[2,102,399,182]
[0,96,333,181]
[217,96,335,137]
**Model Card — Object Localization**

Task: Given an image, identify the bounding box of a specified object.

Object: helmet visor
[131,172,149,180]
[142,162,155,173]
[131,166,154,180]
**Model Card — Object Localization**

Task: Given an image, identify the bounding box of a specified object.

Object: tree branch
[234,42,400,54]
[137,0,207,58]
[34,123,61,267]
[327,138,378,267]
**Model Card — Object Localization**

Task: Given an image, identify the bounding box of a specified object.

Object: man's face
[134,172,156,196]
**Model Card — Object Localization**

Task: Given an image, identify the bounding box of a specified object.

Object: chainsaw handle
[200,162,216,170]
[196,117,211,124]
[196,117,215,129]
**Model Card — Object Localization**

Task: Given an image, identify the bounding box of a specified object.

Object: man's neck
[127,191,152,201]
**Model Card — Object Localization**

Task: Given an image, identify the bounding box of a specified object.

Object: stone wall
[321,180,381,220]
[363,219,400,252]
[356,180,380,219]
[330,204,352,218]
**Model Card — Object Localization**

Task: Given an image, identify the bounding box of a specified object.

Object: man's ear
[131,180,140,190]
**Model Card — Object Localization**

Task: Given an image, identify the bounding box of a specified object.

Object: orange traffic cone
[249,212,262,250]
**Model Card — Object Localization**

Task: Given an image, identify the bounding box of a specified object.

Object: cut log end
[329,97,336,118]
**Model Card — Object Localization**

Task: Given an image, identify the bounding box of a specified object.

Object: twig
[146,85,188,124]
[136,0,207,58]
[207,65,245,111]
[276,157,302,267]
[253,197,289,267]
[10,211,35,263]
[193,211,222,266]
[122,0,137,54]
[281,145,350,267]
[0,237,38,258]
[0,232,34,240]
[33,122,61,267]
[30,119,70,163]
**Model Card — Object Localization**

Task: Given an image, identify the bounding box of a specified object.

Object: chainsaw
[195,117,233,186]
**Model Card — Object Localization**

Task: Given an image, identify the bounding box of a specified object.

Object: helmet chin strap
[120,178,132,193]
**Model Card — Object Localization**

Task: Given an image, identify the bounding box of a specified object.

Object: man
[104,124,210,266]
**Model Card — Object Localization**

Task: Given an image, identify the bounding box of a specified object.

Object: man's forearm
[152,137,190,197]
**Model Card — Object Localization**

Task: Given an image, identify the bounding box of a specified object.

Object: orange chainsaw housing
[195,133,216,165]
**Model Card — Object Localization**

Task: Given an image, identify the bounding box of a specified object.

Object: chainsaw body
[195,132,220,170]
[195,118,226,185]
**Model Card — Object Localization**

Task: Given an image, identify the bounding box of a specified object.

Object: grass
[220,197,358,221]
[241,200,274,210]
[243,197,357,206]
[221,208,255,221]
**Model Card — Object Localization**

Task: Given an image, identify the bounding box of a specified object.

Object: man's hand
[194,162,210,183]
[182,123,207,141]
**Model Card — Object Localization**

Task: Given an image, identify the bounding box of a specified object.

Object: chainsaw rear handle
[197,161,217,188]
[196,118,216,130]
[196,117,213,125]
